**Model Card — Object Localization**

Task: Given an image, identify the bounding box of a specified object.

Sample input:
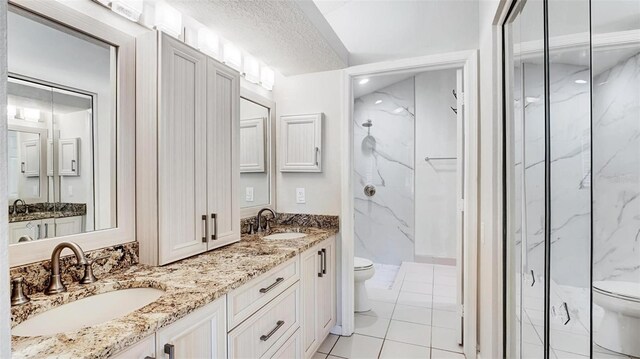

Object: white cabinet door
[54,216,83,237]
[58,138,79,176]
[317,237,336,340]
[239,117,266,173]
[8,220,40,244]
[156,295,227,359]
[279,114,322,173]
[206,58,240,250]
[158,33,209,264]
[41,218,55,239]
[112,335,155,359]
[301,245,321,357]
[22,139,40,177]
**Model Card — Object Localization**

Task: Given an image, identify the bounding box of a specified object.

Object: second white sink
[12,287,164,337]
[263,232,307,240]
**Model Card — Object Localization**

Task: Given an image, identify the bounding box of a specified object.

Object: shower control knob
[364,185,376,197]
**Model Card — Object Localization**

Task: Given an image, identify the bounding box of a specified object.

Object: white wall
[415,70,458,261]
[1,0,10,354]
[274,70,343,215]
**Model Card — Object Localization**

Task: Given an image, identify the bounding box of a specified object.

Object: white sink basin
[263,232,307,240]
[12,288,164,337]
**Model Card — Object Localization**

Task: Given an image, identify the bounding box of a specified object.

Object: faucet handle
[11,277,30,306]
[80,260,98,285]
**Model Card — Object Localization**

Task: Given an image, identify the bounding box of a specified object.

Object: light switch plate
[296,188,306,204]
[246,187,254,202]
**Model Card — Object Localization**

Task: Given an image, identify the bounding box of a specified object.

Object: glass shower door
[547,0,592,356]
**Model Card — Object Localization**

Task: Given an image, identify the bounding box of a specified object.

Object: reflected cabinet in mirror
[6,3,134,259]
[239,92,275,215]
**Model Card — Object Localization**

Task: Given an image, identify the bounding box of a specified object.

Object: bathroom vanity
[10,227,337,358]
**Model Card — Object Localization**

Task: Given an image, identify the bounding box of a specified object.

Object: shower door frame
[340,49,480,358]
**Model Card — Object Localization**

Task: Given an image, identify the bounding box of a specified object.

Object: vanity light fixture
[261,66,275,91]
[393,107,404,113]
[525,96,540,103]
[154,2,182,38]
[7,105,16,118]
[375,100,382,105]
[23,108,41,122]
[223,42,242,71]
[359,78,370,85]
[198,28,220,59]
[575,79,588,84]
[243,55,260,84]
[110,0,143,22]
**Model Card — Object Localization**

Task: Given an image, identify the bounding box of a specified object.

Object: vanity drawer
[228,283,300,359]
[227,256,299,329]
[268,329,302,359]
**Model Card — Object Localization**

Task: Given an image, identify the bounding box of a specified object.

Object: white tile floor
[315,262,465,359]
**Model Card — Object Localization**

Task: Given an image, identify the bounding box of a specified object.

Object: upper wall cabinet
[279,113,323,173]
[137,31,240,266]
[239,117,266,173]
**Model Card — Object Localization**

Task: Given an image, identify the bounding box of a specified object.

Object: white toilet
[354,257,375,312]
[593,281,640,357]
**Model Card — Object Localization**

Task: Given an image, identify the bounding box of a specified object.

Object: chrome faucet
[12,199,27,215]
[45,241,97,295]
[255,208,276,233]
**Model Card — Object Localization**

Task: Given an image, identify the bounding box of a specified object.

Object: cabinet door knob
[164,343,175,359]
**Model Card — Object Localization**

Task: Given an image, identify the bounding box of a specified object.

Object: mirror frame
[8,0,136,267]
[239,88,276,218]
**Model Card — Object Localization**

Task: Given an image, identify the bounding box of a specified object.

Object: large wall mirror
[7,1,135,266]
[239,89,275,217]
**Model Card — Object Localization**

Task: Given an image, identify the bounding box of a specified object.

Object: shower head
[362,119,373,128]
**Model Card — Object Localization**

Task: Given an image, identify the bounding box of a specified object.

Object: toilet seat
[354,257,373,271]
[593,281,640,303]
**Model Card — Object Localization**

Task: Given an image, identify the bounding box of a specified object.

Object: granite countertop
[10,226,337,359]
[9,210,86,223]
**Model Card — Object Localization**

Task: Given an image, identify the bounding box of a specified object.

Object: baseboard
[330,325,343,336]
[414,254,456,266]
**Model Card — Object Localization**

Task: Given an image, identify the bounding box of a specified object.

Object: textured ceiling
[166,0,348,76]
[313,0,479,65]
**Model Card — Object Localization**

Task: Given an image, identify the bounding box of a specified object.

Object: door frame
[339,49,479,358]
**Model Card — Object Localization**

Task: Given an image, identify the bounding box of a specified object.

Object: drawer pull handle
[260,320,285,341]
[259,277,284,293]
[164,343,175,359]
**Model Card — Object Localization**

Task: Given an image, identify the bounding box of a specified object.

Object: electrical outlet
[245,187,254,202]
[296,188,306,204]
[68,185,73,196]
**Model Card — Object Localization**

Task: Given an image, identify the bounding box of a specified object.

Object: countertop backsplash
[241,212,340,233]
[9,242,139,296]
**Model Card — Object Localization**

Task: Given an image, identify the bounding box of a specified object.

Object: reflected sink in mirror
[262,232,307,240]
[12,288,164,337]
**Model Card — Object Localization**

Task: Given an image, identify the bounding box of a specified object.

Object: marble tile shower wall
[353,78,415,265]
[517,63,591,288]
[593,51,640,283]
